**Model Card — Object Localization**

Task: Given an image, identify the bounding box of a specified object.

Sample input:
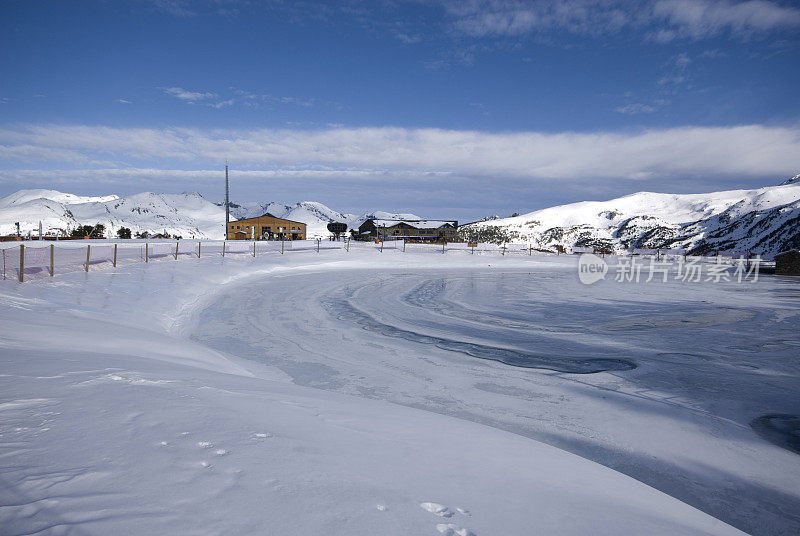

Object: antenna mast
[225,163,230,236]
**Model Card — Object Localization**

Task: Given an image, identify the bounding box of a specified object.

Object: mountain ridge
[0,190,420,240]
[460,178,800,254]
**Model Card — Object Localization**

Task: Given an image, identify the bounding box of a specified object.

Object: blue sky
[1,0,800,220]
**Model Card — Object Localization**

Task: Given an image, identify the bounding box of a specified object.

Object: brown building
[775,250,800,276]
[355,218,458,242]
[227,213,306,241]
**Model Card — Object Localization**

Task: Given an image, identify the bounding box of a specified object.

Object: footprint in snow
[376,504,386,511]
[436,523,476,536]
[456,507,471,516]
[253,432,271,439]
[215,449,228,456]
[197,441,213,448]
[420,502,453,518]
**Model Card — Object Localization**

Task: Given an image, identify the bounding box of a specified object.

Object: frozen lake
[192,263,800,535]
[2,250,798,535]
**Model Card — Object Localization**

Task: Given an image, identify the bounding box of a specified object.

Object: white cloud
[657,52,693,91]
[210,99,235,109]
[162,87,217,102]
[162,86,333,110]
[0,124,798,184]
[441,0,800,41]
[653,0,800,39]
[394,32,422,44]
[448,0,631,37]
[0,168,448,184]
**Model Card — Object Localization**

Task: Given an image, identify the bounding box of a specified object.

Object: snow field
[1,247,794,535]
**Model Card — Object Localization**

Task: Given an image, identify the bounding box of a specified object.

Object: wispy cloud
[149,0,196,18]
[616,52,692,113]
[210,99,235,109]
[441,0,800,41]
[394,32,422,44]
[1,124,798,184]
[657,52,692,88]
[652,0,800,41]
[162,86,336,110]
[162,87,217,102]
[615,103,657,114]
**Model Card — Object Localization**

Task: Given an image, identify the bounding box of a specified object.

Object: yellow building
[227,213,306,240]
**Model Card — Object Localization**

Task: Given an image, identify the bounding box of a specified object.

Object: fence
[0,237,771,283]
[0,239,296,282]
[0,237,366,282]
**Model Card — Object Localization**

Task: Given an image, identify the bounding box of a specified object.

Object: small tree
[71,223,106,238]
[116,227,132,239]
[134,230,150,239]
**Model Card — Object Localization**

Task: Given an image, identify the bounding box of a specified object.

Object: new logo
[578,254,608,285]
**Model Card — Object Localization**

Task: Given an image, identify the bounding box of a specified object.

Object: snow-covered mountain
[0,190,226,239]
[0,189,420,240]
[461,176,800,254]
[8,175,799,252]
[780,173,800,186]
[223,200,419,239]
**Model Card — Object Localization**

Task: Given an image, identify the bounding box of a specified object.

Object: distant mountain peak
[780,173,800,186]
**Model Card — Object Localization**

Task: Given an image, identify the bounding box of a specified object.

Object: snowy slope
[0,189,119,207]
[0,190,224,239]
[461,179,800,254]
[0,250,758,535]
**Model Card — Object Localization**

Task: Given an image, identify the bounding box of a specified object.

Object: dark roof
[361,218,458,229]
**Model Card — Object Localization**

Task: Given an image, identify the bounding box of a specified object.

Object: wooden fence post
[442,242,446,254]
[145,243,149,263]
[317,238,320,253]
[253,241,256,257]
[222,241,226,257]
[19,244,24,283]
[346,238,349,252]
[85,244,90,272]
[403,240,406,252]
[113,243,117,268]
[529,245,532,256]
[50,244,55,276]
[281,237,284,254]
[174,241,179,260]
[502,244,506,256]
[198,242,201,258]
